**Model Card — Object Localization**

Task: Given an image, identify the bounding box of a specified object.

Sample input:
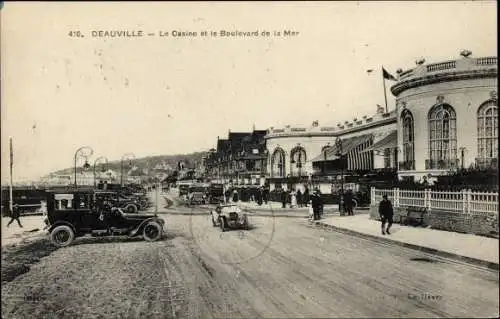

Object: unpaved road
[2,207,499,318]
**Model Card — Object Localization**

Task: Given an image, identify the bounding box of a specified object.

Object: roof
[362,130,397,152]
[311,134,373,162]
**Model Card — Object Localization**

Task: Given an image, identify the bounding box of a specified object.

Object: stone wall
[369,205,499,237]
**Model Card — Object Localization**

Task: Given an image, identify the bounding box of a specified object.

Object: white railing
[371,187,498,215]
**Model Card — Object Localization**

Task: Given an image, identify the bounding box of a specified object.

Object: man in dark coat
[303,187,310,207]
[7,203,23,228]
[281,188,288,208]
[344,190,354,216]
[296,189,303,207]
[311,191,321,220]
[379,194,394,235]
[257,187,263,206]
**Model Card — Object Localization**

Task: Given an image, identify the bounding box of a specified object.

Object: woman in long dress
[291,191,297,208]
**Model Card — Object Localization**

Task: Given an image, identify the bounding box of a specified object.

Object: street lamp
[121,153,136,187]
[74,146,94,188]
[335,137,345,216]
[93,156,109,187]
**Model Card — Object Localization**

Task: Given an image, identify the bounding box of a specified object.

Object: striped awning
[361,130,397,153]
[311,134,373,162]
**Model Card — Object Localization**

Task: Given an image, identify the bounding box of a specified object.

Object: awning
[311,134,373,162]
[361,130,397,152]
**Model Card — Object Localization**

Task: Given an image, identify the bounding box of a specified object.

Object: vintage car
[188,192,208,205]
[209,204,249,231]
[94,191,142,213]
[44,190,165,247]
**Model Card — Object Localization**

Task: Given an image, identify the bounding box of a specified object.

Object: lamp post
[121,153,136,187]
[74,146,94,188]
[93,156,109,187]
[459,147,467,169]
[335,137,345,216]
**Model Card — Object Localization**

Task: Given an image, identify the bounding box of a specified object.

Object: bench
[400,206,427,226]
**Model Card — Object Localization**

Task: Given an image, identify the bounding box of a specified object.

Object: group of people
[280,187,311,209]
[226,186,270,206]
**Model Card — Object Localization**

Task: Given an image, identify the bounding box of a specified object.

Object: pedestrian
[263,187,269,204]
[379,194,394,235]
[7,203,23,228]
[257,187,263,206]
[344,190,354,216]
[281,188,288,208]
[308,200,314,221]
[296,189,303,207]
[290,189,297,208]
[303,187,310,207]
[311,192,321,220]
[232,189,239,203]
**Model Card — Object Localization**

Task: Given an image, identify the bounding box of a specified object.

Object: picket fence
[371,187,498,215]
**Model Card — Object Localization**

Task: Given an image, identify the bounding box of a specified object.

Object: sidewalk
[314,214,499,269]
[1,216,47,247]
[237,201,338,214]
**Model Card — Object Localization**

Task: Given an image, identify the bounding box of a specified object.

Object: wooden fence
[371,187,498,215]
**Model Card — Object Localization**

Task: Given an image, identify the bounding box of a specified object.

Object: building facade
[204,130,268,185]
[391,53,497,181]
[265,107,397,191]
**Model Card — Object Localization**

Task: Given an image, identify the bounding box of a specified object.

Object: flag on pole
[382,67,397,81]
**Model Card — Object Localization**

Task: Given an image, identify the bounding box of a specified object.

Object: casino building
[265,106,398,192]
[391,52,497,181]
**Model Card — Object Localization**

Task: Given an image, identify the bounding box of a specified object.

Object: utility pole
[9,138,14,213]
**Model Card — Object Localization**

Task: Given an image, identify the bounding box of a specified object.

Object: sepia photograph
[1,1,498,318]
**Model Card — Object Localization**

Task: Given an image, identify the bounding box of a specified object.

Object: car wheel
[219,217,226,232]
[50,225,75,247]
[143,221,162,242]
[125,204,138,214]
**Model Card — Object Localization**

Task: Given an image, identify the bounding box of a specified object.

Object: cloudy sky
[1,1,497,182]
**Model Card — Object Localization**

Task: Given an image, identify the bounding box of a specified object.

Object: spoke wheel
[50,225,75,247]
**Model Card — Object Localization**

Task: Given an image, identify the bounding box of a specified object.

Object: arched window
[290,146,307,176]
[428,104,457,169]
[271,148,286,178]
[477,100,498,159]
[401,109,415,169]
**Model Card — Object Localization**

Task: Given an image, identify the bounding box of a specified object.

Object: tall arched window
[290,146,307,177]
[477,100,498,159]
[271,148,286,178]
[401,109,415,169]
[428,104,457,169]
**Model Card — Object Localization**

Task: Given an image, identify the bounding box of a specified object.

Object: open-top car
[209,204,249,231]
[45,190,165,247]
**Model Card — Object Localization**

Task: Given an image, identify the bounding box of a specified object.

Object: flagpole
[9,138,14,213]
[382,66,389,113]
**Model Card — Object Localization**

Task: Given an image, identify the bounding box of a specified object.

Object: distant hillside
[51,152,206,176]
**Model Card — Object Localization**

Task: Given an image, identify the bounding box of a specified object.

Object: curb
[313,221,499,271]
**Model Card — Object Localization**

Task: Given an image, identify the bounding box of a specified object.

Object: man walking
[344,190,354,216]
[296,189,303,207]
[379,194,394,235]
[311,191,321,220]
[7,203,23,228]
[281,188,288,209]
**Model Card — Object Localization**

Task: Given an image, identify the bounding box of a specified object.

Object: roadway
[1,200,498,318]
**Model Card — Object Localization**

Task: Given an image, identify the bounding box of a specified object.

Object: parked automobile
[208,183,225,203]
[95,191,142,213]
[209,204,249,231]
[44,190,165,247]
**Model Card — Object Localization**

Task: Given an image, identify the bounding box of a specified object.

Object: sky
[1,1,497,182]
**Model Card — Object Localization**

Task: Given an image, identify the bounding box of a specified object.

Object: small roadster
[210,204,249,232]
[45,190,165,247]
